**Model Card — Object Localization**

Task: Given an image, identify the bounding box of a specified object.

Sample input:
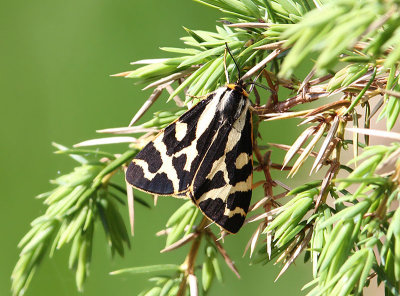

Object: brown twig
[177,217,208,296]
[206,230,240,278]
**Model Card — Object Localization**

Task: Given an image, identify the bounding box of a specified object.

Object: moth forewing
[125,94,215,195]
[126,83,253,233]
[189,88,253,233]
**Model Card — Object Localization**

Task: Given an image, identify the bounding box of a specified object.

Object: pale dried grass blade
[303,98,350,118]
[300,91,330,103]
[156,228,172,236]
[165,84,185,107]
[241,49,282,81]
[312,0,323,9]
[376,147,400,176]
[188,274,198,296]
[309,74,333,86]
[160,233,197,253]
[243,225,258,257]
[289,123,327,177]
[275,236,300,264]
[223,46,229,84]
[111,71,134,77]
[314,139,338,172]
[346,127,400,141]
[353,110,359,166]
[261,110,311,121]
[330,69,376,96]
[283,126,316,168]
[249,196,270,212]
[153,195,158,206]
[270,142,319,160]
[367,97,384,121]
[273,180,291,192]
[311,116,339,174]
[275,228,313,281]
[380,88,400,98]
[307,85,327,94]
[268,143,293,152]
[243,223,262,258]
[142,69,193,90]
[228,22,270,28]
[250,224,263,258]
[124,167,135,236]
[266,217,272,259]
[354,41,393,53]
[275,249,289,265]
[130,58,168,65]
[97,126,157,134]
[299,114,326,125]
[364,6,396,36]
[128,87,164,127]
[255,41,286,50]
[315,162,338,209]
[298,68,315,95]
[74,136,137,147]
[208,231,240,278]
[245,207,284,224]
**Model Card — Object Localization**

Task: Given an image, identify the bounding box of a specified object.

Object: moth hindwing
[126,82,253,233]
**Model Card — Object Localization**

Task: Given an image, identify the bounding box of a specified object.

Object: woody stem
[177,217,208,296]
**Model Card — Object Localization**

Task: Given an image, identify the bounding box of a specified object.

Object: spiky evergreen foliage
[12,0,400,295]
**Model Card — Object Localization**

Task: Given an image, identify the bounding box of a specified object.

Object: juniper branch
[12,1,400,296]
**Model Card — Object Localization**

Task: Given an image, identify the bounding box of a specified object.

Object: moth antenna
[249,82,273,94]
[225,42,241,82]
[248,69,267,94]
[223,47,230,84]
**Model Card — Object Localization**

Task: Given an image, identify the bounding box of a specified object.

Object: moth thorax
[218,88,248,122]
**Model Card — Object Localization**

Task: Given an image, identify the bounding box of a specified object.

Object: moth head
[226,81,249,98]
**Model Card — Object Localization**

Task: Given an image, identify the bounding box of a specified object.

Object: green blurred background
[1,1,311,295]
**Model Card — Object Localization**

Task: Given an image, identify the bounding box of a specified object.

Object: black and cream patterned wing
[189,106,253,233]
[126,88,227,196]
[126,84,253,233]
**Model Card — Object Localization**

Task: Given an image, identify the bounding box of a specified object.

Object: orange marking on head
[226,83,249,98]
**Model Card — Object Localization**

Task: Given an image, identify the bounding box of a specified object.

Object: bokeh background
[1,1,311,295]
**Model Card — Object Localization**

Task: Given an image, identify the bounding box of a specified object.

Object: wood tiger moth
[126,78,253,234]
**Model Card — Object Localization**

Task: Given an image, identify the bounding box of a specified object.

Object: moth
[126,59,253,233]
